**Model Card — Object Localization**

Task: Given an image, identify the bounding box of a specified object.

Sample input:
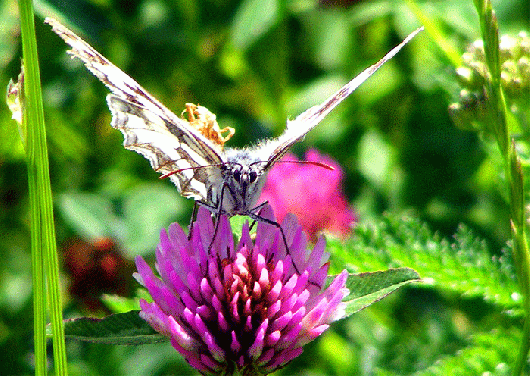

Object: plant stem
[473,0,530,374]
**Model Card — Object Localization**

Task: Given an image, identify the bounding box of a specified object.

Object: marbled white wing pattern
[47,17,422,221]
[45,17,225,202]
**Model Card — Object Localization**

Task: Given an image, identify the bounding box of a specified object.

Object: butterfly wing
[108,95,225,200]
[260,27,424,168]
[46,18,225,201]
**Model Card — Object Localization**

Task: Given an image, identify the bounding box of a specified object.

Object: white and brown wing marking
[45,17,225,201]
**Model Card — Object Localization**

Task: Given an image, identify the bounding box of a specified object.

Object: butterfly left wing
[108,95,225,200]
[260,26,424,168]
[46,18,226,202]
[46,18,177,121]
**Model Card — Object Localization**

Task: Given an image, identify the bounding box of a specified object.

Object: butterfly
[46,17,422,250]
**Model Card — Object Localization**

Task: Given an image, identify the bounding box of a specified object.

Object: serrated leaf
[342,268,420,316]
[53,311,166,345]
[328,213,520,313]
[412,327,521,375]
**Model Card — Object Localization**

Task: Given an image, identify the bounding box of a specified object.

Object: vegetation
[1,0,529,374]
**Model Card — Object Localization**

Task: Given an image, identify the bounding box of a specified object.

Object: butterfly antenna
[274,160,335,171]
[159,163,226,179]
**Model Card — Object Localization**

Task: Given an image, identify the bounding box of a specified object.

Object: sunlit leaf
[54,311,166,345]
[341,267,420,316]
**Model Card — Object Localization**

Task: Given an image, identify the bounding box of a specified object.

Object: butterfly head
[226,164,259,187]
[218,150,272,214]
[221,160,266,193]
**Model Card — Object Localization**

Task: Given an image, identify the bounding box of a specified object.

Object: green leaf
[230,216,252,240]
[57,192,121,241]
[405,0,462,67]
[122,184,186,257]
[55,311,166,345]
[230,0,280,50]
[342,268,420,316]
[101,294,141,314]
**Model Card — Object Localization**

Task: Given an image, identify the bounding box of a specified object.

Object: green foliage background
[1,0,529,374]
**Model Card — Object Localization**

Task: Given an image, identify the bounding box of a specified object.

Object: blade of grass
[405,0,462,67]
[472,0,530,374]
[18,1,68,375]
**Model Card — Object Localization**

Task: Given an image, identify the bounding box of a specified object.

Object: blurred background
[1,0,529,374]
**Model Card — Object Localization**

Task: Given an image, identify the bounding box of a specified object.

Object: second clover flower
[259,149,357,242]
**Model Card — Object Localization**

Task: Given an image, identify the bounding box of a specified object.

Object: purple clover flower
[259,149,356,242]
[134,206,349,375]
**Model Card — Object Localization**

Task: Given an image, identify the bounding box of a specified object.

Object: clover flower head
[134,206,349,375]
[259,148,356,242]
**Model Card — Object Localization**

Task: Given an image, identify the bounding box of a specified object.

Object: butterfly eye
[233,170,241,182]
[249,171,258,183]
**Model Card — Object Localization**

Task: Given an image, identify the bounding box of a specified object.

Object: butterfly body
[46,18,422,221]
[219,149,270,215]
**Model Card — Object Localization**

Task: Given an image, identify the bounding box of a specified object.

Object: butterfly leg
[187,202,200,240]
[247,209,304,277]
[194,200,223,252]
[251,210,322,288]
[196,183,229,252]
[248,201,269,232]
[249,205,321,287]
[249,219,257,232]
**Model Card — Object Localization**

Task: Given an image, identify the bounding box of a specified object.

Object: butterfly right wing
[46,18,225,201]
[259,27,424,168]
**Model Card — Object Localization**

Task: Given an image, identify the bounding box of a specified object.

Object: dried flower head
[181,103,235,148]
[450,31,530,131]
[134,206,348,375]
